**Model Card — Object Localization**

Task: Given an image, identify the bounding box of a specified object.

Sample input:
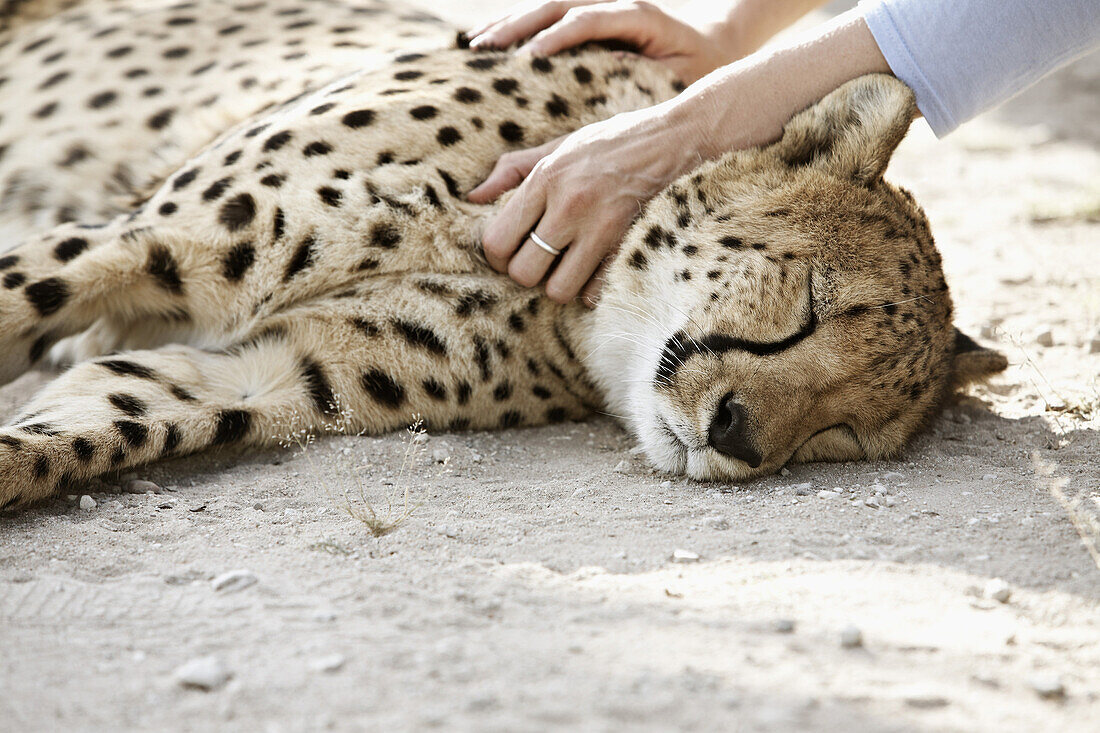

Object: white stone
[839,625,863,648]
[772,618,795,633]
[438,525,458,538]
[430,447,451,464]
[174,656,231,691]
[1035,329,1054,347]
[79,495,97,511]
[211,570,258,593]
[779,468,791,477]
[309,654,347,674]
[670,549,700,564]
[982,473,997,481]
[984,578,1012,603]
[124,479,162,494]
[884,495,898,507]
[792,482,814,496]
[817,490,839,499]
[613,460,629,473]
[864,497,880,508]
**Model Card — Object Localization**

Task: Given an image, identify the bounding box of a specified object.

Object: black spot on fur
[219,193,256,231]
[273,208,285,239]
[303,140,333,157]
[170,384,196,402]
[33,455,50,480]
[108,393,147,417]
[159,202,178,216]
[212,409,251,445]
[29,335,49,363]
[466,57,500,70]
[263,130,292,152]
[781,133,834,168]
[370,223,401,249]
[396,52,426,63]
[436,126,461,146]
[147,108,175,130]
[453,87,482,104]
[342,109,375,128]
[99,359,157,379]
[500,411,523,428]
[545,94,569,117]
[455,290,497,316]
[530,57,552,73]
[261,174,285,188]
[573,66,593,84]
[310,102,336,115]
[318,186,342,207]
[423,379,447,401]
[163,423,181,454]
[492,78,518,95]
[546,407,567,423]
[423,185,441,208]
[361,369,405,408]
[720,235,743,249]
[172,168,199,191]
[4,272,26,289]
[222,242,255,282]
[493,381,513,401]
[301,359,338,415]
[223,150,242,166]
[202,177,232,201]
[410,105,438,120]
[456,381,472,405]
[498,121,524,143]
[473,336,492,382]
[394,320,447,356]
[88,90,118,109]
[532,385,552,400]
[0,255,17,270]
[53,237,88,263]
[629,250,648,270]
[146,245,183,294]
[72,437,95,462]
[25,277,69,316]
[115,420,148,448]
[283,236,315,281]
[437,169,461,198]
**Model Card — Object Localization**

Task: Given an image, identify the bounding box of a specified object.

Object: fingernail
[469,35,486,48]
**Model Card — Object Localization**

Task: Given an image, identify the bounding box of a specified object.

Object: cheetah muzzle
[0,0,1006,510]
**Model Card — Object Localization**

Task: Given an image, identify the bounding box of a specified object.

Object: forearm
[684,0,832,56]
[665,7,890,163]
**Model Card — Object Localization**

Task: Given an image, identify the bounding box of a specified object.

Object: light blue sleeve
[860,0,1100,136]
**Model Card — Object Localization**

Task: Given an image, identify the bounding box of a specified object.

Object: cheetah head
[587,75,1006,481]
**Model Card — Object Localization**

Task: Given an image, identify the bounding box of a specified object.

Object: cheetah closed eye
[0,0,1006,510]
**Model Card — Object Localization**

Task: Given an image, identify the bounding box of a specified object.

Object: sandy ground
[2,3,1098,731]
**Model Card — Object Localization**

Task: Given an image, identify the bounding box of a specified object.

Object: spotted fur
[0,0,1004,509]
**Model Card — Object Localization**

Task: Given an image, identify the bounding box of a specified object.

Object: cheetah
[0,0,1006,509]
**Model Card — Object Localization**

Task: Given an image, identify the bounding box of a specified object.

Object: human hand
[469,101,702,306]
[468,0,737,85]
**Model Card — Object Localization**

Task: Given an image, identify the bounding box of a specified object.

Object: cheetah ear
[772,74,917,183]
[951,328,1008,388]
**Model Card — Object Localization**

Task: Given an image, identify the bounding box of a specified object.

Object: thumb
[467,135,567,203]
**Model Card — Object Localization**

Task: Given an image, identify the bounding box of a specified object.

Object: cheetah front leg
[0,274,595,509]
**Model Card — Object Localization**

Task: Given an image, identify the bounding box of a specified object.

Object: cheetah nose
[707,394,762,468]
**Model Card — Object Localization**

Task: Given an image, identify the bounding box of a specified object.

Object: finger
[507,232,568,288]
[580,259,610,308]
[467,136,567,203]
[471,1,582,49]
[521,4,649,58]
[544,231,609,304]
[481,173,548,272]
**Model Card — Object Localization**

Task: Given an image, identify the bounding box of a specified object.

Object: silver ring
[529,231,562,257]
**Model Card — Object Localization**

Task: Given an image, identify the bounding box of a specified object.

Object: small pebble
[702,516,729,530]
[816,490,839,499]
[779,468,791,477]
[430,447,451,463]
[792,482,814,496]
[905,694,949,709]
[1035,329,1054,348]
[174,656,231,691]
[984,578,1012,603]
[124,479,162,494]
[412,433,429,445]
[1028,673,1065,700]
[79,495,97,511]
[982,473,996,481]
[309,654,347,674]
[469,452,482,463]
[311,608,338,622]
[211,570,258,593]
[613,460,629,473]
[884,495,897,507]
[772,618,795,633]
[1089,335,1100,355]
[839,625,863,648]
[438,525,458,538]
[670,549,700,564]
[864,497,880,508]
[659,480,673,489]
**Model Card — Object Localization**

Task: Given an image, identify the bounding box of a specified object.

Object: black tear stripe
[655,304,818,386]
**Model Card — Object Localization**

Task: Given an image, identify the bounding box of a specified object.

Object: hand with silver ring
[529,231,562,256]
